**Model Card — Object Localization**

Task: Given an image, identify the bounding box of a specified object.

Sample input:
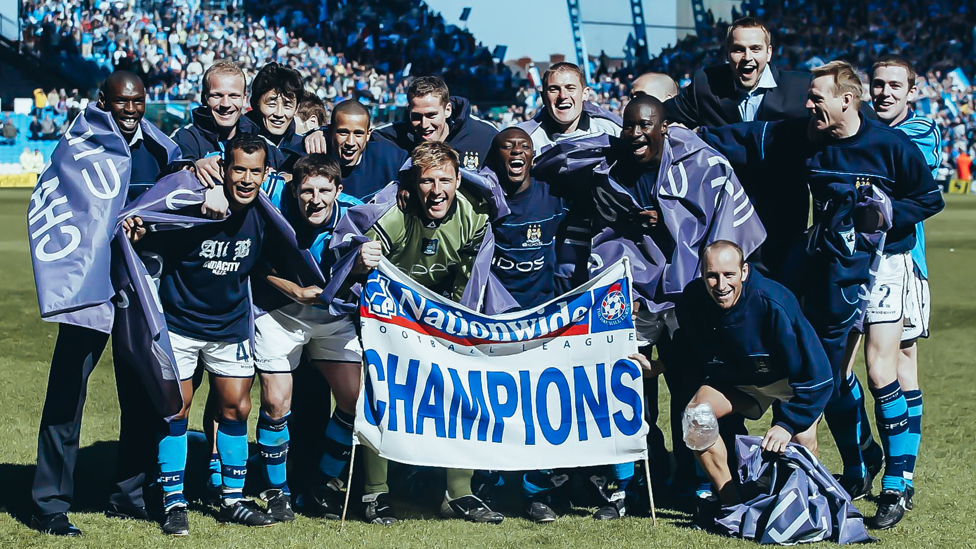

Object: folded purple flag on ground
[713,435,873,545]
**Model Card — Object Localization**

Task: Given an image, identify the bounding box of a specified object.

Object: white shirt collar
[128,124,144,146]
[751,66,778,92]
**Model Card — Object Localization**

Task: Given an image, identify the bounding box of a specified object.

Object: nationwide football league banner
[354,257,648,471]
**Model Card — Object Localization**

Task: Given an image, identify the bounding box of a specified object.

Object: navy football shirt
[338,141,407,202]
[155,205,267,342]
[492,178,566,309]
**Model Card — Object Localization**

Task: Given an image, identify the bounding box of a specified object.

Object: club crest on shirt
[421,237,439,255]
[753,356,771,374]
[462,151,480,170]
[523,224,544,247]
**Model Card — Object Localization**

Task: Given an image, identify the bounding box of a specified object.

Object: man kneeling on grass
[669,240,833,518]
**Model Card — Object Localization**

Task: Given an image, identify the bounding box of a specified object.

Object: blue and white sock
[903,389,923,488]
[317,408,354,483]
[216,417,249,504]
[258,410,290,495]
[208,452,221,491]
[871,380,910,492]
[158,418,188,510]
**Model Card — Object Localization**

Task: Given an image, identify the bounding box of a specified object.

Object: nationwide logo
[598,283,628,325]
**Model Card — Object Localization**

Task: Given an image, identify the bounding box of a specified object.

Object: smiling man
[245,62,307,171]
[675,240,832,508]
[518,62,622,152]
[172,62,276,187]
[134,133,278,535]
[351,141,504,525]
[328,100,406,202]
[664,17,812,129]
[373,76,497,170]
[30,70,186,537]
[252,154,365,523]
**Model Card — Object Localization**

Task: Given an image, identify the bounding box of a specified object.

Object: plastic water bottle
[682,403,719,451]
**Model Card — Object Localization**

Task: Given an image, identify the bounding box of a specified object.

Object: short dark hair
[407,76,450,106]
[871,54,918,86]
[296,95,327,126]
[291,153,342,189]
[224,132,269,167]
[250,62,305,111]
[725,17,771,51]
[542,62,586,88]
[330,99,370,127]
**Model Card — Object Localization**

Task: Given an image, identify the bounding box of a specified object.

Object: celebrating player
[252,154,365,522]
[674,241,832,507]
[132,134,278,535]
[340,141,505,525]
[373,76,497,169]
[329,100,407,202]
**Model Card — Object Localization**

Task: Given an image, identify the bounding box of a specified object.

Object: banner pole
[644,457,657,526]
[338,439,358,533]
[339,363,367,533]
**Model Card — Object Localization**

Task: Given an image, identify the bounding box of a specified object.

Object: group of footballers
[29,16,944,540]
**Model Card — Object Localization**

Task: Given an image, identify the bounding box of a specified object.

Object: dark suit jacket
[665,65,812,128]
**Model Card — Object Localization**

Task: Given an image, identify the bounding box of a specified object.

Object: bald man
[675,240,832,508]
[329,100,407,202]
[31,71,189,536]
[631,72,679,102]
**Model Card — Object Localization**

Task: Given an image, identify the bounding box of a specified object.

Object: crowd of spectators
[14,0,976,182]
[19,0,513,108]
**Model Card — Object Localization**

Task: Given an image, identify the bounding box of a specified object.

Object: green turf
[2,188,975,547]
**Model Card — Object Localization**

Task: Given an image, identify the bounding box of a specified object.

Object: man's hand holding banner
[354,257,649,471]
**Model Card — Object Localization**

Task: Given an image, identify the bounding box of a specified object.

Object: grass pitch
[1,189,974,548]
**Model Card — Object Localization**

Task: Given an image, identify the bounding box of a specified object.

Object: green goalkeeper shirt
[366,191,491,302]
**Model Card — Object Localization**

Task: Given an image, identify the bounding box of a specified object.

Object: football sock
[848,373,880,454]
[208,452,221,490]
[903,389,923,488]
[612,462,635,492]
[824,380,867,480]
[257,410,290,495]
[446,468,475,500]
[872,380,910,492]
[318,408,354,483]
[158,418,188,510]
[523,470,553,499]
[363,446,390,495]
[216,417,249,504]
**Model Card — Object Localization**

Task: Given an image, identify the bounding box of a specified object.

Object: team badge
[462,151,480,170]
[598,283,629,325]
[855,176,872,189]
[422,237,439,255]
[754,356,771,374]
[523,224,544,247]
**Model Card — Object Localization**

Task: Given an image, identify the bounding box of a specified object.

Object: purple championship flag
[713,435,873,545]
[28,105,175,329]
[533,129,767,312]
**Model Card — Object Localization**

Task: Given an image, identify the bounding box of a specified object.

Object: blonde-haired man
[350,140,503,525]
